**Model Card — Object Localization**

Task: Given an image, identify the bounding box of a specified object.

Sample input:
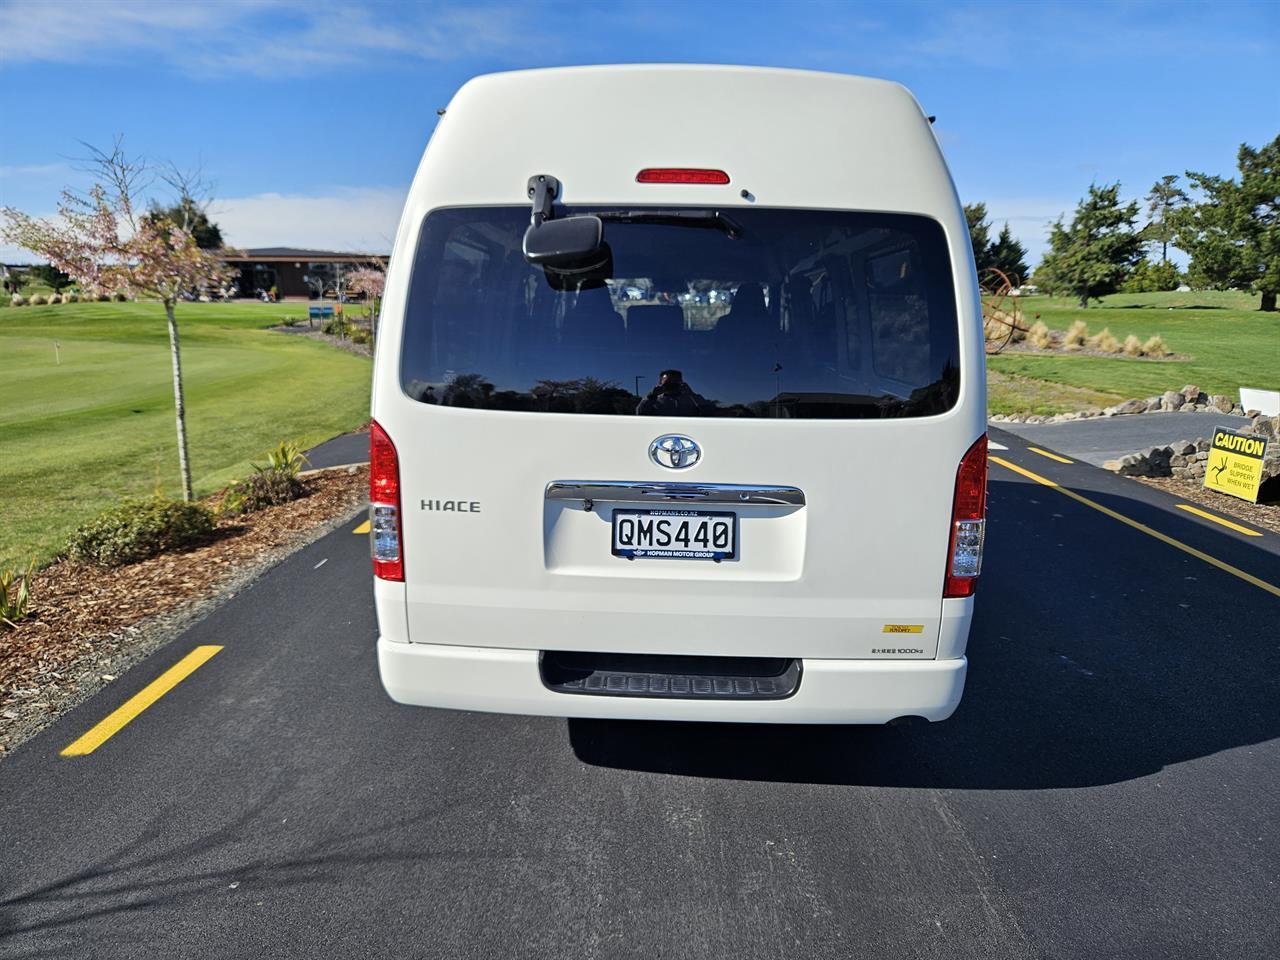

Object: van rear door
[390,205,971,661]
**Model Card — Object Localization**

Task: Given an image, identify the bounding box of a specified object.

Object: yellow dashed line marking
[1027,446,1073,464]
[991,455,1280,599]
[1175,504,1263,537]
[352,520,370,534]
[61,646,223,757]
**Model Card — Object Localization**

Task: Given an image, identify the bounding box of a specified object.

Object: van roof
[406,64,956,220]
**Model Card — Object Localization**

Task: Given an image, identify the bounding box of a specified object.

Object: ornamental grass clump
[67,498,215,567]
[1063,319,1088,349]
[1122,334,1144,356]
[1087,327,1121,353]
[1028,320,1053,349]
[1143,334,1169,357]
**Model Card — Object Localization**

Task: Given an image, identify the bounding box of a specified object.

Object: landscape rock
[1161,390,1185,411]
[1144,396,1163,412]
[1251,416,1279,445]
[1114,399,1149,416]
[1181,384,1205,404]
[1208,394,1234,414]
[1172,441,1196,456]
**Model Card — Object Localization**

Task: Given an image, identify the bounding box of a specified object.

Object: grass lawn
[987,290,1280,415]
[1,300,371,569]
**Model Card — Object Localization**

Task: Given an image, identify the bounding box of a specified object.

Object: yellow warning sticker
[882,624,924,634]
[1204,426,1268,503]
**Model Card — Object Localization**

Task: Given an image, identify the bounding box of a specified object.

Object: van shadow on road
[568,477,1280,790]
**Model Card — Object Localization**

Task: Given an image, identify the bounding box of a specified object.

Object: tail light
[944,434,988,598]
[369,419,403,581]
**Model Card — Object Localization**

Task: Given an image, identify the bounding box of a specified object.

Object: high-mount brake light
[635,168,730,185]
[369,419,403,581]
[943,434,988,598]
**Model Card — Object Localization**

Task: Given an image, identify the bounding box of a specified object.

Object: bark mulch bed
[0,466,369,759]
[1133,475,1280,536]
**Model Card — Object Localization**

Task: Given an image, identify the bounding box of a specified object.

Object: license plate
[611,509,736,561]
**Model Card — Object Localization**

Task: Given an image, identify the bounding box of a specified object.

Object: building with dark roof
[221,248,389,300]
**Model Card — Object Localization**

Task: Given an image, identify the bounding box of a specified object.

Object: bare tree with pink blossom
[2,139,233,501]
[347,264,386,337]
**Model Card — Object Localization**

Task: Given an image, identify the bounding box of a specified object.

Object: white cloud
[211,187,407,253]
[0,0,535,77]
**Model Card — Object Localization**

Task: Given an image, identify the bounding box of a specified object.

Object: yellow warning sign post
[1203,427,1268,503]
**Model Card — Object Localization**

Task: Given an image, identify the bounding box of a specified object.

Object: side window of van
[866,246,931,386]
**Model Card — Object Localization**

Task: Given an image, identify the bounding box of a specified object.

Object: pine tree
[1170,135,1279,312]
[988,223,1029,284]
[1033,184,1143,307]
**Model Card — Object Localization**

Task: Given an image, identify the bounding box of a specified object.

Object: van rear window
[400,207,960,418]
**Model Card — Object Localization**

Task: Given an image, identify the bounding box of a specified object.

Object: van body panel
[379,638,967,724]
[372,65,986,722]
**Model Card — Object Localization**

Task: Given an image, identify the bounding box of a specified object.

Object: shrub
[1087,327,1121,353]
[66,498,215,567]
[10,294,25,307]
[28,293,47,305]
[96,291,111,302]
[221,441,309,516]
[222,469,305,516]
[1028,320,1053,349]
[64,291,79,303]
[1063,319,1088,349]
[112,291,128,302]
[322,317,349,338]
[279,315,300,327]
[350,327,371,345]
[1143,334,1169,357]
[1,561,36,628]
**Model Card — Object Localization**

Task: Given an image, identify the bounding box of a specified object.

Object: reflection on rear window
[401,207,960,418]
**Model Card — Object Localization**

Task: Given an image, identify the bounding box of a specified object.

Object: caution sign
[1204,426,1268,503]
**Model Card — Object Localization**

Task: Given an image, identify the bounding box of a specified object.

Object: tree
[148,197,223,250]
[28,263,72,293]
[1143,175,1188,263]
[1169,135,1280,312]
[964,202,995,273]
[1,138,231,500]
[1032,184,1143,307]
[1122,258,1182,293]
[988,223,1029,284]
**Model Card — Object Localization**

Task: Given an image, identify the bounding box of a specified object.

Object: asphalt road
[997,411,1253,465]
[3,432,1279,959]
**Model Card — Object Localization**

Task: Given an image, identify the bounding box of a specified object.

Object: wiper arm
[594,209,744,239]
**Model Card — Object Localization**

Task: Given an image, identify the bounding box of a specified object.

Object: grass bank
[987,290,1278,415]
[1,301,370,568]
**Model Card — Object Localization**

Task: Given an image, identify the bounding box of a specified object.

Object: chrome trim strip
[545,481,806,507]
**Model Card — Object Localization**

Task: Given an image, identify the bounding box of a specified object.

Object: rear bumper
[377,638,967,724]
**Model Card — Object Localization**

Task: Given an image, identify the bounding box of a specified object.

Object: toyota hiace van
[371,65,987,723]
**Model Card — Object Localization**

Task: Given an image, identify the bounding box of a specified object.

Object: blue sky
[2,0,1277,265]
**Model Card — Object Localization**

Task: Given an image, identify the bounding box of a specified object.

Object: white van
[371,65,987,724]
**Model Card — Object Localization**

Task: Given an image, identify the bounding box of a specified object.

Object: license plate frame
[611,508,737,561]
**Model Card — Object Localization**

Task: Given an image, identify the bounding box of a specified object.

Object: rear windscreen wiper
[594,209,744,239]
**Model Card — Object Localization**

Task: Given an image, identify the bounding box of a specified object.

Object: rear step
[541,652,801,700]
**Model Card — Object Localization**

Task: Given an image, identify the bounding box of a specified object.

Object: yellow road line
[1027,446,1073,464]
[1175,503,1262,537]
[61,646,223,757]
[352,520,371,534]
[990,455,1280,599]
